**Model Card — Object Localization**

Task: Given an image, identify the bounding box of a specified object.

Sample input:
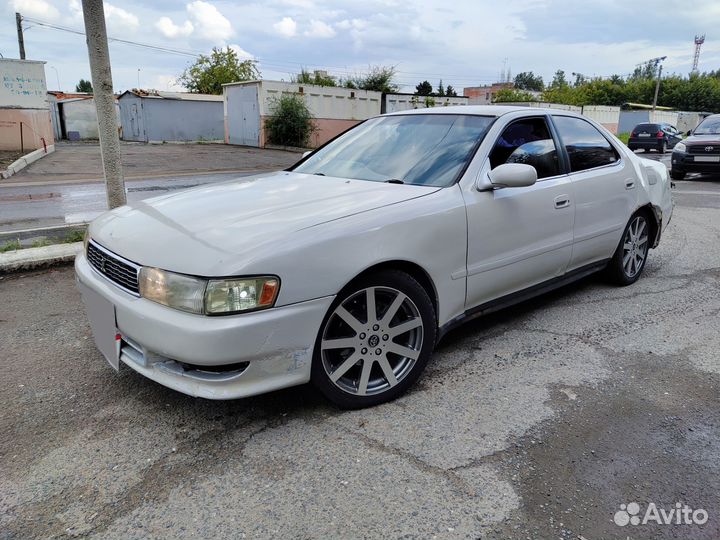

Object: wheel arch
[636,203,661,248]
[338,260,439,324]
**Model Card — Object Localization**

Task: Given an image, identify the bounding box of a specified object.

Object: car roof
[381,105,586,118]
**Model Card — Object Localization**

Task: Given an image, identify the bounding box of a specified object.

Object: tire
[311,270,436,409]
[670,169,686,180]
[606,212,651,286]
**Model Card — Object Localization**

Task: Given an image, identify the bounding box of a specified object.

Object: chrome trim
[87,239,141,297]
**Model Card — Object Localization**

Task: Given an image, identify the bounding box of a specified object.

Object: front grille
[688,145,720,155]
[87,241,140,295]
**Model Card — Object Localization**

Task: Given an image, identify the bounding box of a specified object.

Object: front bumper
[75,253,334,399]
[671,152,720,174]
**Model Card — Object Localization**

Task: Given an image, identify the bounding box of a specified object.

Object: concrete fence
[224,80,382,148]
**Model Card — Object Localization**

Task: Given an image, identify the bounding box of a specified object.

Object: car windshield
[293,114,495,187]
[693,118,720,135]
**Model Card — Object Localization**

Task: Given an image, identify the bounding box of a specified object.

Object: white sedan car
[76,106,673,408]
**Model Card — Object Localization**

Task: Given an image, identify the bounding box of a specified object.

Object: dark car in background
[671,114,720,180]
[628,123,682,153]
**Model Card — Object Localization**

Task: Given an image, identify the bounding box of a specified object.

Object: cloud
[155,16,194,39]
[277,0,315,7]
[187,0,233,41]
[11,0,59,20]
[103,2,139,32]
[229,43,254,60]
[304,19,335,38]
[273,16,297,38]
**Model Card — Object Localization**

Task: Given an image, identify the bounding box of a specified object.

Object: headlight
[139,267,206,314]
[205,277,279,315]
[138,268,280,315]
[674,142,686,153]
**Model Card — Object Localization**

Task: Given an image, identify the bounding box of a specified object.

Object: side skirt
[437,260,610,341]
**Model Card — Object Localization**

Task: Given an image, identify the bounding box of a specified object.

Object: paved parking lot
[1,177,720,539]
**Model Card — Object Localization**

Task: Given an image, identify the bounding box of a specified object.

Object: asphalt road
[2,176,720,539]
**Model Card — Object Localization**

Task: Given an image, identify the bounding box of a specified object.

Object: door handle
[554,195,570,209]
[625,179,635,190]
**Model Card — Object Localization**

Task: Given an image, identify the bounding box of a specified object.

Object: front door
[464,116,575,309]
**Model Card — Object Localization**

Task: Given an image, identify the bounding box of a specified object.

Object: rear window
[634,124,659,132]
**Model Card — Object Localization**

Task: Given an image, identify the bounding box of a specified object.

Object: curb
[0,242,82,274]
[1,145,56,179]
[0,224,87,246]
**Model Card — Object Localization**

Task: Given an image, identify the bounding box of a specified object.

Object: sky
[2,0,720,94]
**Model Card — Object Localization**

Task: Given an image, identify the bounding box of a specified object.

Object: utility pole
[15,13,25,59]
[81,0,126,208]
[652,60,666,112]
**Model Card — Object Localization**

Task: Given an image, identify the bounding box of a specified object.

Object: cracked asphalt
[1,175,720,539]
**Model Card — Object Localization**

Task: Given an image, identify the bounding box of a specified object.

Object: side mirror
[685,130,692,137]
[301,151,312,159]
[482,163,537,190]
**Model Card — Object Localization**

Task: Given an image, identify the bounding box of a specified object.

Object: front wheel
[606,213,651,286]
[312,270,436,409]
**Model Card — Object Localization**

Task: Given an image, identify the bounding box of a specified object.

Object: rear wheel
[606,213,651,286]
[312,270,436,409]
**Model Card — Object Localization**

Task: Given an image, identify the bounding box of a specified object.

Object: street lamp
[650,56,667,111]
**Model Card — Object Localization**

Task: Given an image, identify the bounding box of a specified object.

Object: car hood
[684,134,720,146]
[90,171,439,275]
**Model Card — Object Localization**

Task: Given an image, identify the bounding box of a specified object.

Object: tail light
[657,130,664,138]
[631,131,637,137]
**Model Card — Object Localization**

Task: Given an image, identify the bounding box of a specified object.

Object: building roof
[119,89,223,102]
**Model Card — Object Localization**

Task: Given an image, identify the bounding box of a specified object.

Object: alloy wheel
[622,216,649,278]
[320,286,424,396]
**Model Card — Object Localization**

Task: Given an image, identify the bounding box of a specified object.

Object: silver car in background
[76,106,673,408]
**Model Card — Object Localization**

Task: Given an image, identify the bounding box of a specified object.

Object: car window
[553,116,619,172]
[693,117,720,135]
[293,114,495,187]
[489,118,560,179]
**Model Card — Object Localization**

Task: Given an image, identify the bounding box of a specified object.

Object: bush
[264,94,316,148]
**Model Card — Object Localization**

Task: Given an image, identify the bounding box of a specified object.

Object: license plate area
[694,156,720,162]
[78,280,120,370]
[638,133,651,138]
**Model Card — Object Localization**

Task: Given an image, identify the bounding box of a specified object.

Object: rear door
[551,115,636,270]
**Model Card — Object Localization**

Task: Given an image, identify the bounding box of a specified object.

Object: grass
[0,239,21,253]
[0,229,85,254]
[616,132,630,145]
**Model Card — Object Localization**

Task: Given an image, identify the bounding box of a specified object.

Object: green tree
[415,80,433,95]
[437,79,445,97]
[179,46,259,95]
[293,69,336,87]
[75,79,93,93]
[343,66,399,93]
[494,88,537,103]
[513,71,544,91]
[264,94,316,147]
[550,69,568,89]
[445,84,458,97]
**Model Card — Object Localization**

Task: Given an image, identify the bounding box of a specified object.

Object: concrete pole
[652,64,663,112]
[16,13,25,60]
[81,0,126,208]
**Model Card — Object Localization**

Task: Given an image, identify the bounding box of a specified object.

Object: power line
[22,16,504,85]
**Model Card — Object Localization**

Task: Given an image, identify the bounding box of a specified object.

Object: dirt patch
[0,151,24,170]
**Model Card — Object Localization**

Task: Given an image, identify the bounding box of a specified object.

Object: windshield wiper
[384,178,405,184]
